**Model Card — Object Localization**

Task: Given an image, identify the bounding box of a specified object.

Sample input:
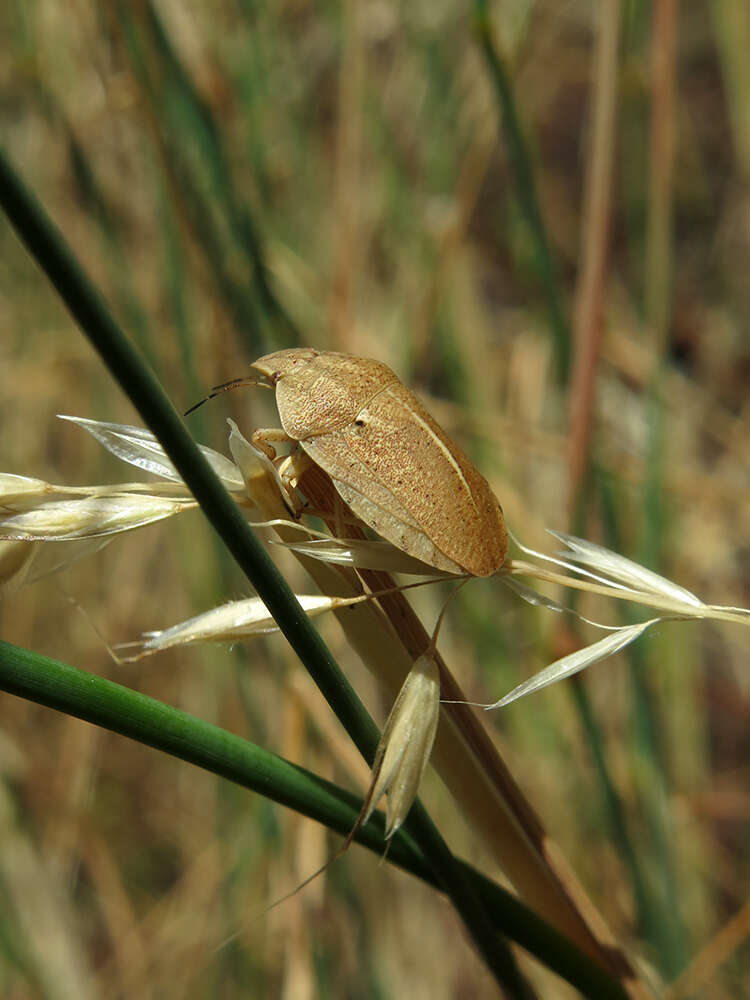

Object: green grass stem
[0,639,628,1000]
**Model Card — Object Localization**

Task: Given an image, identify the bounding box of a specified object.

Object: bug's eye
[272,371,282,382]
[354,418,366,427]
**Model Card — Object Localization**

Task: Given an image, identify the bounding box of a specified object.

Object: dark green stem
[0,640,628,1000]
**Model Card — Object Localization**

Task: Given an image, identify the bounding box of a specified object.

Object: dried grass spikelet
[119,588,432,660]
[343,587,461,844]
[358,650,441,839]
[0,494,197,540]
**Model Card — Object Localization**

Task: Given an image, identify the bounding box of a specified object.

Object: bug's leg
[251,427,294,461]
[276,448,314,518]
[277,448,314,489]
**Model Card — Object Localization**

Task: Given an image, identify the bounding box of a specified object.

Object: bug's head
[251,348,320,385]
[184,370,278,416]
[184,349,320,416]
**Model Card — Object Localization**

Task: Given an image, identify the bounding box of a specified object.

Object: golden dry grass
[1,1,749,997]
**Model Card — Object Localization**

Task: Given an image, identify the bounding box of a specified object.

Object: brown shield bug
[241,349,508,577]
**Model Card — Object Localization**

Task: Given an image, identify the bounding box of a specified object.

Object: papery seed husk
[487,620,657,709]
[59,415,246,491]
[0,474,54,504]
[362,652,441,837]
[0,496,196,540]
[549,530,704,608]
[139,593,365,653]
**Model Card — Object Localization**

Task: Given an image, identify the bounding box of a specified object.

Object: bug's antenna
[184,375,272,416]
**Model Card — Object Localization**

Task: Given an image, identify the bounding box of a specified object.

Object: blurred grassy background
[1,1,749,997]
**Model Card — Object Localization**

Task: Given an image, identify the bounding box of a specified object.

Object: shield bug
[243,349,507,577]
